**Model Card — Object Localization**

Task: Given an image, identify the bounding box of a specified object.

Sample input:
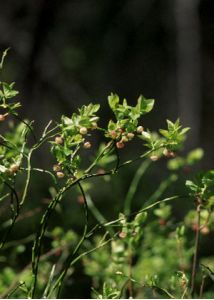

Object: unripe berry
[159,219,167,226]
[119,231,127,239]
[55,136,63,145]
[97,168,105,175]
[137,126,144,133]
[127,132,134,140]
[83,141,91,149]
[53,164,61,172]
[118,128,125,133]
[91,122,98,129]
[77,195,85,204]
[9,164,19,173]
[109,130,117,139]
[0,114,6,122]
[150,155,159,161]
[163,148,175,158]
[201,226,210,235]
[192,223,199,232]
[56,171,65,179]
[116,141,125,149]
[79,127,88,135]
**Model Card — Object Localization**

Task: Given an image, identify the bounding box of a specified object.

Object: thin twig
[199,275,206,298]
[0,181,20,249]
[190,202,201,296]
[55,182,89,297]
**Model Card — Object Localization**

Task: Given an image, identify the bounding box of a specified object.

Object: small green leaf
[137,95,155,114]
[186,148,204,165]
[140,131,151,141]
[108,93,119,110]
[0,48,10,70]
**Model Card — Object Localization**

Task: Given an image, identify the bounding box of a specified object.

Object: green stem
[142,173,178,209]
[190,202,201,297]
[124,159,151,215]
[20,148,33,206]
[56,182,89,297]
[48,235,114,298]
[86,194,115,237]
[84,141,114,174]
[199,275,206,298]
[104,195,181,228]
[117,149,154,170]
[30,183,69,298]
[0,181,20,249]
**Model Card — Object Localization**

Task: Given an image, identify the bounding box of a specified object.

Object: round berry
[10,164,19,173]
[127,132,134,140]
[159,219,167,226]
[137,126,144,133]
[53,164,61,172]
[77,195,85,204]
[97,168,105,175]
[192,223,199,232]
[0,114,6,122]
[119,231,127,239]
[116,141,125,149]
[201,226,210,235]
[55,136,63,145]
[83,141,91,149]
[150,155,159,161]
[118,128,125,133]
[109,130,117,139]
[56,171,65,179]
[163,148,175,158]
[79,127,88,135]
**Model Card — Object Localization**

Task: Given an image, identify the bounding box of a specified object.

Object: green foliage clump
[0,50,214,299]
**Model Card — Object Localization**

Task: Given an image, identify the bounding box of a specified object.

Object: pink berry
[150,155,159,161]
[83,141,91,149]
[116,141,125,149]
[137,126,144,133]
[79,127,88,135]
[53,164,61,172]
[56,171,65,179]
[55,136,63,144]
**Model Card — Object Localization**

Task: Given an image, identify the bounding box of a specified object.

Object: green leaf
[2,82,19,99]
[185,180,198,191]
[137,95,155,114]
[0,48,10,70]
[108,93,119,110]
[166,119,176,131]
[79,103,100,116]
[186,148,204,165]
[180,127,190,135]
[140,131,151,141]
[107,120,117,131]
[0,165,7,173]
[159,129,169,138]
[167,157,185,170]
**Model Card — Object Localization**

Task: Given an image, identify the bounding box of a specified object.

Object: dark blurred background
[1,1,214,297]
[0,0,213,168]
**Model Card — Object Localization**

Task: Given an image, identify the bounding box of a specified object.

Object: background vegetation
[0,1,214,298]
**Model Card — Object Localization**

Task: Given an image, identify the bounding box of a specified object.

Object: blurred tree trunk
[175,0,201,150]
